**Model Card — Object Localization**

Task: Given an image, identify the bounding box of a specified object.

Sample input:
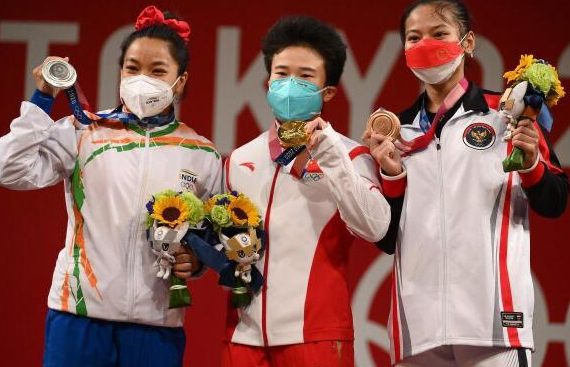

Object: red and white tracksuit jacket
[224,123,391,346]
[377,83,569,364]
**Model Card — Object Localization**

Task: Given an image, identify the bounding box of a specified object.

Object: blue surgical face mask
[267,77,325,122]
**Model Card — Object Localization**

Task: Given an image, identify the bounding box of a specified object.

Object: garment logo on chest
[239,162,256,172]
[179,169,198,193]
[302,159,324,181]
[463,123,496,150]
[303,172,324,181]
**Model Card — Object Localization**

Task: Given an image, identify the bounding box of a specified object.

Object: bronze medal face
[41,59,77,89]
[366,109,401,139]
[277,121,309,147]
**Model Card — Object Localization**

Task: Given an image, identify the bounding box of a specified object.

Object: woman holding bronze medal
[0,6,222,367]
[362,0,568,366]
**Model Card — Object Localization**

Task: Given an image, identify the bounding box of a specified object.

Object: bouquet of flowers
[145,189,205,308]
[500,55,565,172]
[204,191,264,307]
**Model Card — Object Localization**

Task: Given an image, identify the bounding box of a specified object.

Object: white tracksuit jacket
[378,83,568,364]
[0,102,222,327]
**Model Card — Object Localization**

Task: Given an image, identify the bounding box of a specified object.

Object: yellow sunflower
[227,196,261,227]
[504,54,535,84]
[151,195,190,227]
[204,196,217,214]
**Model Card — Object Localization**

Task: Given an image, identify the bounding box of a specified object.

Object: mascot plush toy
[499,55,565,172]
[220,227,262,284]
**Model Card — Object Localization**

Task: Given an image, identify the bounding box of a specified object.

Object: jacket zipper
[261,164,281,346]
[435,136,448,343]
[126,130,151,320]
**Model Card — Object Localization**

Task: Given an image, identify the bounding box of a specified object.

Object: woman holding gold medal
[222,16,391,367]
[0,5,221,367]
[362,0,568,366]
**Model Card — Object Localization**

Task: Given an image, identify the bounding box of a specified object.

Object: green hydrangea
[154,189,178,202]
[180,192,205,225]
[145,213,154,229]
[522,63,556,97]
[211,205,232,228]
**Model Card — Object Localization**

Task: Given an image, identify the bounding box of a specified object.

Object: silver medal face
[41,59,77,89]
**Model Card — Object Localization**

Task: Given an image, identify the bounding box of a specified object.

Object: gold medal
[277,121,310,147]
[366,108,401,139]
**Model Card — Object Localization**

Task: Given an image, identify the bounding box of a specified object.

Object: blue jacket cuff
[30,89,55,114]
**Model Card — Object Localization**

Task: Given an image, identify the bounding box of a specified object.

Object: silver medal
[41,59,77,89]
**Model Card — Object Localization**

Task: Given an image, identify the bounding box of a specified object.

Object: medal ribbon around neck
[65,84,175,128]
[395,77,469,155]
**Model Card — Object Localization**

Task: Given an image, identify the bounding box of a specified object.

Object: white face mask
[411,54,464,85]
[120,75,180,119]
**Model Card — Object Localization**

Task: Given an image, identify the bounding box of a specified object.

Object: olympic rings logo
[180,180,196,193]
[303,173,324,182]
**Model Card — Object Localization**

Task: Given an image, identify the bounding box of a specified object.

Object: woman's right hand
[362,129,403,176]
[32,56,69,98]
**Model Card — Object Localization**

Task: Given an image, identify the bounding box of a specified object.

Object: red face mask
[405,38,464,69]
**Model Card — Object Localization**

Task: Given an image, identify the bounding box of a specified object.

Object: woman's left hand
[511,119,540,169]
[305,117,329,150]
[173,246,200,279]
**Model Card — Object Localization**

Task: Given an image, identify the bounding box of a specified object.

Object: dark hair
[399,0,472,43]
[119,11,189,76]
[262,16,347,86]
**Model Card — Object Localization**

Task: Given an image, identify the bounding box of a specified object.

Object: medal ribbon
[396,77,468,155]
[64,84,174,127]
[64,84,94,125]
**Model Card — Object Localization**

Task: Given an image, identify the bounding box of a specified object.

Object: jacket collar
[398,82,492,125]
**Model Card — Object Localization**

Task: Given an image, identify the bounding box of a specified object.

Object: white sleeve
[309,124,391,242]
[201,154,223,200]
[0,101,78,190]
[211,158,223,195]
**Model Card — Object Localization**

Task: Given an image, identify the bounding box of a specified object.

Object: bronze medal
[366,108,401,139]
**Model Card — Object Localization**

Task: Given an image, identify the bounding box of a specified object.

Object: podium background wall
[0,1,569,366]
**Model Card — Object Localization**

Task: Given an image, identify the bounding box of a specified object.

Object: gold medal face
[277,121,310,147]
[367,109,401,139]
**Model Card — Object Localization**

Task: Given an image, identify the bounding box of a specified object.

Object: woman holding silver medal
[362,0,568,366]
[0,5,221,367]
